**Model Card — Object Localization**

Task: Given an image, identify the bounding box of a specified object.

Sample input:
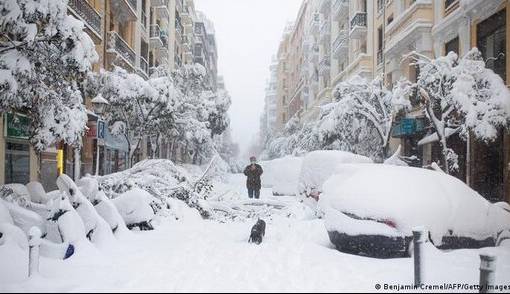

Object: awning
[417,128,460,146]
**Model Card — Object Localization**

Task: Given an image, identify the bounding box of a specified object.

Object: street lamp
[91,94,109,116]
[91,94,109,175]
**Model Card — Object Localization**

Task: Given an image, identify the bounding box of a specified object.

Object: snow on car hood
[319,164,510,244]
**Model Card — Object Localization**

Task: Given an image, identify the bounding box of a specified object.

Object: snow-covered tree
[398,49,510,173]
[170,64,231,164]
[320,76,410,159]
[86,67,167,164]
[0,0,98,151]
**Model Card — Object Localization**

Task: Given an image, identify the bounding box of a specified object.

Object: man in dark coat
[244,156,263,199]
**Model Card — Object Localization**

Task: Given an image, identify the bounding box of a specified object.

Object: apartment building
[148,0,173,74]
[301,1,321,122]
[287,2,308,120]
[275,24,294,130]
[261,57,279,138]
[194,12,219,90]
[266,0,510,202]
[182,0,196,65]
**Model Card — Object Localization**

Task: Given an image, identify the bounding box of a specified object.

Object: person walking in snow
[244,156,263,199]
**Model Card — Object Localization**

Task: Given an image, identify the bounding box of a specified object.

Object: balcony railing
[176,0,183,12]
[332,0,348,19]
[108,31,136,67]
[150,24,162,39]
[141,10,147,29]
[320,20,331,36]
[67,0,102,38]
[350,12,367,29]
[332,30,348,56]
[377,49,383,65]
[139,56,149,78]
[319,56,331,74]
[444,0,459,16]
[127,0,137,12]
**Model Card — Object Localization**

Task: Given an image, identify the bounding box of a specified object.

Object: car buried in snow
[319,164,510,258]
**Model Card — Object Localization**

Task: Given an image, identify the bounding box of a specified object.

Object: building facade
[265,0,510,203]
[0,0,218,190]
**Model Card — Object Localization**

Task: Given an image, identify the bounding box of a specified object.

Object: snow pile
[57,174,115,246]
[260,156,302,196]
[97,159,212,218]
[319,164,510,245]
[383,145,408,166]
[77,177,129,236]
[297,151,372,204]
[112,189,156,230]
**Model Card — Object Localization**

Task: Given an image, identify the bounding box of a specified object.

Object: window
[477,9,506,82]
[5,141,30,184]
[445,36,459,55]
[387,14,393,25]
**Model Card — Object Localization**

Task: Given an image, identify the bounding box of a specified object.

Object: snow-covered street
[2,173,510,293]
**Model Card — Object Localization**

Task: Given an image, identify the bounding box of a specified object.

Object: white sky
[194,0,303,157]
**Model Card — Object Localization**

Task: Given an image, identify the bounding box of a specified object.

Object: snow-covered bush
[97,159,211,218]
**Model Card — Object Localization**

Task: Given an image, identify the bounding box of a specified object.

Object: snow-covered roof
[91,94,109,105]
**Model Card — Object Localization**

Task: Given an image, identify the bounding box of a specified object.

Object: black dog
[248,219,266,245]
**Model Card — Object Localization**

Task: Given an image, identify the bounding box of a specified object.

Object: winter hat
[250,156,257,162]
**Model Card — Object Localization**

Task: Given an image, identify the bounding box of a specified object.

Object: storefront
[391,117,427,167]
[85,116,129,176]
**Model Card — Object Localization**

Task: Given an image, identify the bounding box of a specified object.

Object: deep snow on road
[1,173,510,292]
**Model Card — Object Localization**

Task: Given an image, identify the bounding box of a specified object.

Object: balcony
[152,0,170,19]
[377,49,383,65]
[67,0,102,40]
[332,0,349,21]
[332,29,348,58]
[150,24,163,48]
[320,20,331,37]
[319,20,331,44]
[110,0,137,21]
[139,56,149,79]
[320,0,331,13]
[175,0,183,12]
[349,12,367,39]
[310,13,320,34]
[107,31,136,68]
[444,0,459,16]
[319,56,331,75]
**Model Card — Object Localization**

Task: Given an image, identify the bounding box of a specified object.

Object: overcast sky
[194,0,302,157]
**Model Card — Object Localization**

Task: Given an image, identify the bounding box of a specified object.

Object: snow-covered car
[260,156,303,196]
[297,151,372,211]
[320,164,510,258]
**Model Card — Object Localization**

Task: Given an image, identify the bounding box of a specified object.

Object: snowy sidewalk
[1,174,510,292]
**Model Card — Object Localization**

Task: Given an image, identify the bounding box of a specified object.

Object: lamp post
[91,94,109,176]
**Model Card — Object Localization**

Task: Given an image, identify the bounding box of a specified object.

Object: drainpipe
[464,13,472,186]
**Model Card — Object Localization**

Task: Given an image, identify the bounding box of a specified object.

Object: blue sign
[97,120,106,140]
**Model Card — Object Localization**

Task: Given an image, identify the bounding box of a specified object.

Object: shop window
[445,36,459,55]
[5,141,30,184]
[477,9,506,82]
